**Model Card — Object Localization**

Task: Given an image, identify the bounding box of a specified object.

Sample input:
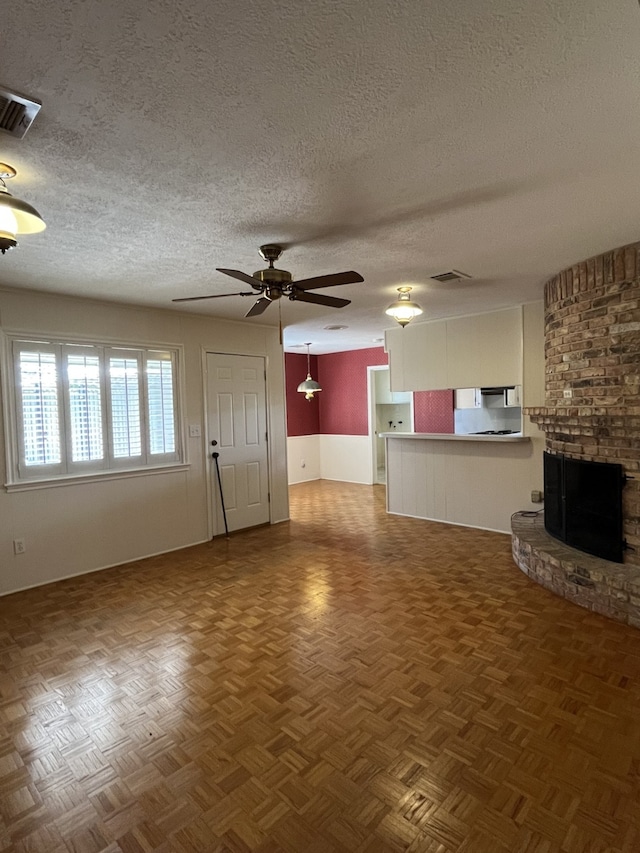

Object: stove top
[470,429,518,435]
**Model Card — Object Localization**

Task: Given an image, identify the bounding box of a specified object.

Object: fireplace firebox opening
[543,451,626,563]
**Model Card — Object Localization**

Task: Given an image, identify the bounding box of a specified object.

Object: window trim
[2,331,186,488]
[3,462,191,493]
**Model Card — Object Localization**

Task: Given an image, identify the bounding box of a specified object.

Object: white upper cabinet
[454,387,481,408]
[387,306,523,392]
[445,307,522,389]
[386,320,447,391]
[505,386,522,407]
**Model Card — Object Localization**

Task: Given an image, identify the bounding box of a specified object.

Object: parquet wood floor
[1,481,640,853]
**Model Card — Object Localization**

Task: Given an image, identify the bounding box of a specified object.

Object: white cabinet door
[505,386,522,407]
[446,307,522,388]
[454,388,480,408]
[386,321,447,391]
[386,306,523,393]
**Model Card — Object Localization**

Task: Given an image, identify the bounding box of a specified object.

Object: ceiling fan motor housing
[252,267,292,285]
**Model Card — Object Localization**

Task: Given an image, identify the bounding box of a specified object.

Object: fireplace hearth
[511,514,640,629]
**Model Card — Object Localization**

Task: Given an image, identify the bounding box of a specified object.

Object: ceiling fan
[172,244,364,317]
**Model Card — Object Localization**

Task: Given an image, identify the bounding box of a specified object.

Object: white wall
[287,435,321,484]
[286,434,375,486]
[522,300,546,447]
[0,287,288,595]
[522,301,545,410]
[319,435,373,484]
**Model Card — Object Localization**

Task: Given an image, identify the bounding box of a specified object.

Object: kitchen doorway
[367,366,413,485]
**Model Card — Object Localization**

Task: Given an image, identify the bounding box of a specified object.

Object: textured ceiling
[2,0,640,353]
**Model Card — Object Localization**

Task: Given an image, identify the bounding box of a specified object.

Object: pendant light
[0,163,46,254]
[385,286,423,327]
[297,343,322,400]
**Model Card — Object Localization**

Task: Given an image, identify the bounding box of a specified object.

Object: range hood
[480,386,515,395]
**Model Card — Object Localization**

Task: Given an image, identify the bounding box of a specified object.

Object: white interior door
[206,353,269,534]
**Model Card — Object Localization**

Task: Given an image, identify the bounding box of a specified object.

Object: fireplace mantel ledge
[524,406,640,420]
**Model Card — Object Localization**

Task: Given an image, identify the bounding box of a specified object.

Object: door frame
[367,365,388,485]
[367,365,415,485]
[202,349,272,539]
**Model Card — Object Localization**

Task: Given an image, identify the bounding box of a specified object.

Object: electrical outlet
[531,490,543,503]
[301,459,306,468]
[563,389,573,398]
[188,424,201,437]
[13,538,26,555]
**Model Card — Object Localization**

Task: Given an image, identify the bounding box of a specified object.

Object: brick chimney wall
[525,241,640,564]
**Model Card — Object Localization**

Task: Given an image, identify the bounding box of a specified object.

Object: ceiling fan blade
[245,297,272,317]
[217,268,264,289]
[292,271,364,291]
[291,290,351,308]
[172,291,254,303]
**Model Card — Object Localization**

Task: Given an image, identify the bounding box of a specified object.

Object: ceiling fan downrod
[253,245,292,287]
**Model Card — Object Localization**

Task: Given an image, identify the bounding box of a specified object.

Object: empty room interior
[0,2,639,852]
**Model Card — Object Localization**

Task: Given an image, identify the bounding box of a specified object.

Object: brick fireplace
[512,241,640,627]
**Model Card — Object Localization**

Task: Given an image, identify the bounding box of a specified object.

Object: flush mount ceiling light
[297,342,322,401]
[0,162,46,254]
[385,286,423,327]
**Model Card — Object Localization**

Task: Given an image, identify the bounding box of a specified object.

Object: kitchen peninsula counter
[382,431,541,534]
[379,432,530,443]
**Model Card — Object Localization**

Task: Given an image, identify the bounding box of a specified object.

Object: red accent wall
[285,352,320,436]
[413,389,454,433]
[318,347,388,435]
[286,350,454,436]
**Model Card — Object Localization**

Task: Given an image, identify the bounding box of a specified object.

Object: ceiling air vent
[0,86,41,139]
[431,269,472,283]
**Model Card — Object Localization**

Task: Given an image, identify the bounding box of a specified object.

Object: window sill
[4,463,191,492]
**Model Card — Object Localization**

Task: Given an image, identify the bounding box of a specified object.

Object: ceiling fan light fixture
[385,286,423,327]
[297,343,322,400]
[0,163,46,254]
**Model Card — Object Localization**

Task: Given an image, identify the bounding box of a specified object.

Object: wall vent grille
[0,87,41,139]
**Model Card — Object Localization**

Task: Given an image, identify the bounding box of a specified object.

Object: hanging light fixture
[0,163,46,254]
[297,342,322,401]
[385,286,423,328]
